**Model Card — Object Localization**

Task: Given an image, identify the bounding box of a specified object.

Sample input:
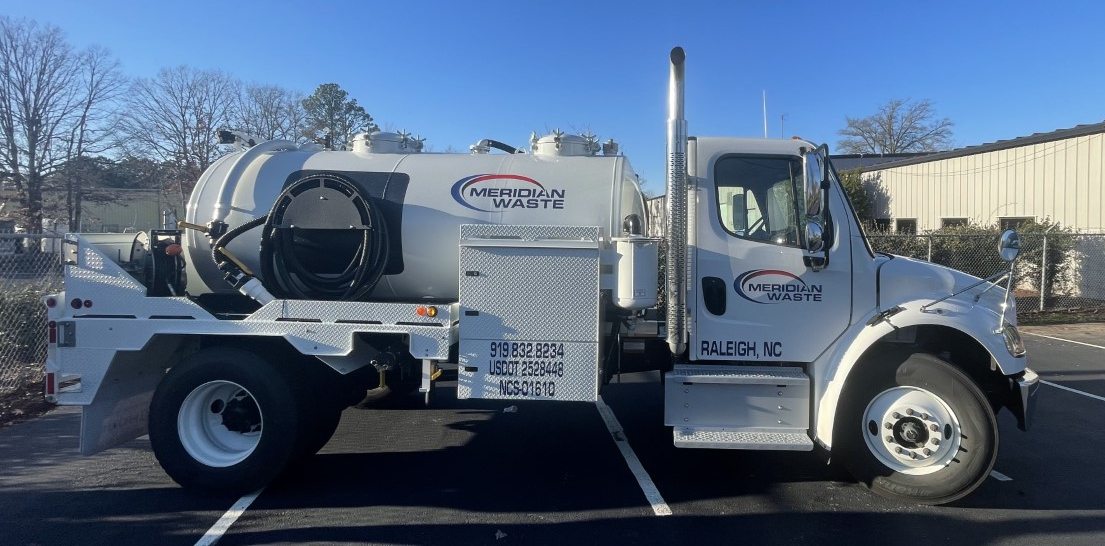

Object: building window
[999,217,1034,230]
[874,218,892,232]
[941,218,968,229]
[896,219,917,234]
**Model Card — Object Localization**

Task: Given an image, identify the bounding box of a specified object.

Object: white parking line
[595,396,672,516]
[990,470,1013,482]
[1042,380,1105,403]
[195,488,263,546]
[1021,332,1105,402]
[1023,332,1105,350]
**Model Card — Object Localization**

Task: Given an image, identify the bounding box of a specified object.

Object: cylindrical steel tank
[183,134,648,302]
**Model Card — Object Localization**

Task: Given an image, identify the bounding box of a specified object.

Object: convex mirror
[999,229,1022,262]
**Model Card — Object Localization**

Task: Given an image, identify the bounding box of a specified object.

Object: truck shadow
[260,376,1102,514]
[1,373,1101,545]
[214,511,1105,546]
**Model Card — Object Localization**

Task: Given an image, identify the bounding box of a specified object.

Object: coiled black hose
[214,173,390,301]
[259,174,389,301]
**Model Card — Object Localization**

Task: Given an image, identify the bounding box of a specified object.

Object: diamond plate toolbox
[457,225,601,402]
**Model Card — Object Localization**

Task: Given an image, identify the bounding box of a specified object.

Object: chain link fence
[868,232,1105,313]
[0,234,64,395]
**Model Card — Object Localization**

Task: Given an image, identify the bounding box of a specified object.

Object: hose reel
[260,173,390,301]
[212,173,390,301]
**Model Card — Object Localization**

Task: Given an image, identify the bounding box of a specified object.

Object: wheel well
[852,325,1013,413]
[181,335,381,409]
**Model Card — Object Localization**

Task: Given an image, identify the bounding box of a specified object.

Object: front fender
[813,298,1028,448]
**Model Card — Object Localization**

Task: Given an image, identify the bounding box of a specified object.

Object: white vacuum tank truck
[44,47,1038,505]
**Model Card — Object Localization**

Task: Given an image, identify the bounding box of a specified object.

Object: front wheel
[149,347,301,495]
[836,353,998,504]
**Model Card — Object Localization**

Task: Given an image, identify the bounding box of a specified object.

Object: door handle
[701,277,726,315]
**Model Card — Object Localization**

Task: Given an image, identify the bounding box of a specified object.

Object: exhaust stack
[665,47,687,356]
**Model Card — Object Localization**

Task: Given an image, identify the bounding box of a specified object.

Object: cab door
[692,143,852,363]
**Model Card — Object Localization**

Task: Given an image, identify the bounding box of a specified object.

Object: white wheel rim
[862,386,962,475]
[178,380,263,467]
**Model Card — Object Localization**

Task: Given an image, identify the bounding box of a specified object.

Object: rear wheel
[294,403,342,459]
[149,347,301,495]
[837,353,998,504]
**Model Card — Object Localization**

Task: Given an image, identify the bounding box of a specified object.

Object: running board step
[673,427,814,451]
[664,365,811,431]
[667,365,808,385]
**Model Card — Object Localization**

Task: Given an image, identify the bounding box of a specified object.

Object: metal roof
[830,153,932,171]
[861,120,1105,171]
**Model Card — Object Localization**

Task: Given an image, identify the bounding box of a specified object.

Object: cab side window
[714,155,803,247]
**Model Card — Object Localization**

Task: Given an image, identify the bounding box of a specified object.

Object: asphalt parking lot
[2,323,1104,546]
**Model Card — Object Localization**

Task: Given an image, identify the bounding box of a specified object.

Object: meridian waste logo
[734,269,823,304]
[451,174,566,212]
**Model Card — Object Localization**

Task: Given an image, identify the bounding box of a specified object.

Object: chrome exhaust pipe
[665,47,687,356]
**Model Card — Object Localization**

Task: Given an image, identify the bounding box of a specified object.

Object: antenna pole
[762,90,768,138]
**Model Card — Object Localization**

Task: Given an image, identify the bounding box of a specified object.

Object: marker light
[46,297,57,308]
[70,298,82,309]
[48,321,57,344]
[1002,322,1026,357]
[426,306,438,318]
[83,299,93,308]
[416,306,427,316]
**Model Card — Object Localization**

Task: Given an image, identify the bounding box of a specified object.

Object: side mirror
[803,153,823,217]
[805,222,824,253]
[999,229,1022,262]
[802,146,833,272]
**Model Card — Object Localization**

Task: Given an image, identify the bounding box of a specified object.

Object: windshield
[826,156,875,258]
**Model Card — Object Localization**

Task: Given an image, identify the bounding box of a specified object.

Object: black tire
[149,347,301,495]
[835,352,998,505]
[285,360,345,461]
[294,405,342,460]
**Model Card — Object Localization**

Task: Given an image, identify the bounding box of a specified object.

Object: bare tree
[61,44,124,230]
[302,83,376,150]
[116,66,240,209]
[837,99,954,154]
[235,83,307,143]
[0,17,82,233]
[284,89,309,144]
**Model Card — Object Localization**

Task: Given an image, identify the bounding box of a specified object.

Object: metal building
[860,122,1105,233]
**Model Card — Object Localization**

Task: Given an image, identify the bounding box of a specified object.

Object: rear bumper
[1011,367,1040,431]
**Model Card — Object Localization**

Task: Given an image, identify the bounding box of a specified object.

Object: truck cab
[660,129,1038,504]
[689,137,860,365]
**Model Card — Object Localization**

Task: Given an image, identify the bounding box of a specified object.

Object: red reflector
[46,298,57,308]
[48,321,57,344]
[70,298,82,309]
[45,373,56,395]
[83,299,92,308]
[415,306,427,316]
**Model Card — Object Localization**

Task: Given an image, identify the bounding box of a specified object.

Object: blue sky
[7,1,1104,193]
